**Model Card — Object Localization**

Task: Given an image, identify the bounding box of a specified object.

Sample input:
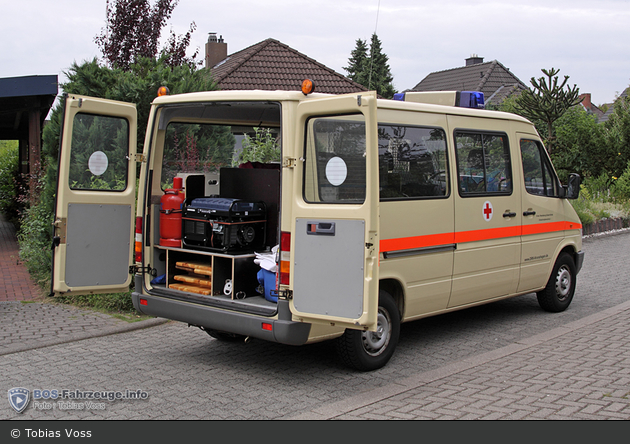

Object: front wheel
[335,290,400,371]
[536,253,576,312]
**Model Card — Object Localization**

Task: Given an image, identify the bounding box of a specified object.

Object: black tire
[335,290,400,371]
[537,253,576,313]
[204,329,246,342]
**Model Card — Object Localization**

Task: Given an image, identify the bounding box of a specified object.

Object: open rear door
[51,94,137,295]
[289,92,379,331]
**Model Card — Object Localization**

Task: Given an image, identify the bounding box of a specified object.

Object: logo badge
[8,388,30,413]
[482,200,493,221]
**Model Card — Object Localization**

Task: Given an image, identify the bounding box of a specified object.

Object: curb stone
[0,300,169,356]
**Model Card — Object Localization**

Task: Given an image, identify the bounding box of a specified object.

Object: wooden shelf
[158,246,261,300]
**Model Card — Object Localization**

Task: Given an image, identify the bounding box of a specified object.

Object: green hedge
[0,141,20,224]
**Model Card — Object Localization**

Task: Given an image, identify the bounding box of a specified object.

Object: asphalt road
[1,231,629,420]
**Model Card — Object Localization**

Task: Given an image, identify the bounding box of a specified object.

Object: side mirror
[564,173,581,199]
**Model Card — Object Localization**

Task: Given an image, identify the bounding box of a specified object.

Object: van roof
[152,89,532,124]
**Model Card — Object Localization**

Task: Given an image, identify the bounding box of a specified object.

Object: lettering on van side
[536,213,554,222]
[523,254,549,262]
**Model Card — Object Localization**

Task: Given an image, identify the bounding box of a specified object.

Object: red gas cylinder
[160,176,185,247]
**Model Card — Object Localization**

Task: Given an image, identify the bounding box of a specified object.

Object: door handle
[503,211,517,218]
[523,210,536,216]
[306,221,336,235]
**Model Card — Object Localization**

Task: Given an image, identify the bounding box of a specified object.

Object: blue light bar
[391,91,484,108]
[457,91,485,109]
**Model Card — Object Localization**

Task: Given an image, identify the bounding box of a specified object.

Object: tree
[552,106,605,180]
[94,0,199,71]
[344,38,369,87]
[515,68,583,155]
[344,33,396,99]
[601,93,630,178]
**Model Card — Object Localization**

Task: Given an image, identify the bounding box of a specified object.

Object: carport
[0,75,58,191]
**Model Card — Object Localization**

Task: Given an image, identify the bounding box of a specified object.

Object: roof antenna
[367,0,381,91]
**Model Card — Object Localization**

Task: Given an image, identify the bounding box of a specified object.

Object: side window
[520,139,559,197]
[456,131,512,196]
[69,113,129,191]
[303,116,366,203]
[378,125,448,200]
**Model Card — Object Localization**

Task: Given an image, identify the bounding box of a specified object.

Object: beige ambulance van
[51,84,584,371]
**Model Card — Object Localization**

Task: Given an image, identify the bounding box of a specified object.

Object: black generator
[182,197,266,253]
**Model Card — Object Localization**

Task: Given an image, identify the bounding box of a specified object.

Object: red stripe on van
[454,226,521,244]
[521,221,581,236]
[379,232,455,252]
[380,221,582,253]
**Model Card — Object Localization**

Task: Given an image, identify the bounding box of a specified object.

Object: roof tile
[211,39,367,94]
[409,60,528,105]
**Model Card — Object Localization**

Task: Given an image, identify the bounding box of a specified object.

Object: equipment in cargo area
[182,197,266,253]
[169,261,213,295]
[159,177,185,247]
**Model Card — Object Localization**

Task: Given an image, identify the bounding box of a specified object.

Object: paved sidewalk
[0,213,44,302]
[291,298,630,420]
[0,212,167,355]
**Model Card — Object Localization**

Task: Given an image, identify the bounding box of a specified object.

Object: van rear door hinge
[133,153,146,163]
[129,264,153,275]
[283,157,298,168]
[271,289,293,300]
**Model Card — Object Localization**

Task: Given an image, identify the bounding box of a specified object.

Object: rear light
[262,323,272,331]
[139,298,148,306]
[280,231,291,285]
[135,216,143,263]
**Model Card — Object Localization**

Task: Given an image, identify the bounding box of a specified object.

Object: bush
[232,127,280,166]
[17,200,53,286]
[0,141,20,223]
[611,161,630,201]
[583,173,613,202]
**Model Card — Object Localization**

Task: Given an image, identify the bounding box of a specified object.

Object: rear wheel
[537,253,576,312]
[336,290,400,371]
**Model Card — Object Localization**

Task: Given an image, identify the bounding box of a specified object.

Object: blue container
[257,269,278,302]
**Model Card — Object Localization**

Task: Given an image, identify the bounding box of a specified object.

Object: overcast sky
[2,0,629,105]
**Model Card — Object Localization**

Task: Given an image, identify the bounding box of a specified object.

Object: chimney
[466,54,484,66]
[205,33,227,69]
[579,93,592,110]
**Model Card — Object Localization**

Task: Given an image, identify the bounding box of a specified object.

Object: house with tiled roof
[599,87,629,123]
[408,55,528,106]
[578,93,605,121]
[204,33,368,95]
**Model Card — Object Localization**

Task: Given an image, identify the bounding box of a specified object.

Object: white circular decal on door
[88,151,109,176]
[325,156,347,186]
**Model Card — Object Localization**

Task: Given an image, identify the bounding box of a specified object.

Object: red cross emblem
[483,201,493,221]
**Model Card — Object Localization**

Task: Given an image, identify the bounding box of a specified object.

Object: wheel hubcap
[555,265,572,300]
[361,308,391,356]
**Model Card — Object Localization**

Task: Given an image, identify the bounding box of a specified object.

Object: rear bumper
[132,292,311,346]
